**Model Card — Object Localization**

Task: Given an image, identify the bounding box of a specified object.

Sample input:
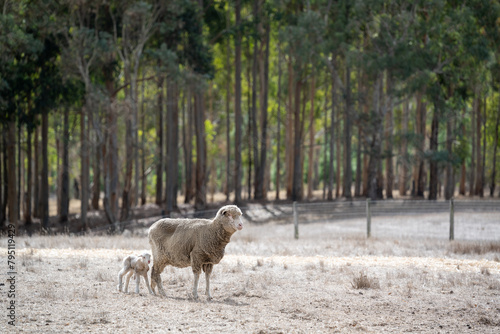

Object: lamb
[148,205,243,300]
[117,252,154,294]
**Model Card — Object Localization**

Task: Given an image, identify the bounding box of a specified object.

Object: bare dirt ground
[2,212,500,333]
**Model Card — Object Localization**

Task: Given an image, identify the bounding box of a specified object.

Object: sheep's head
[140,253,151,264]
[217,205,243,233]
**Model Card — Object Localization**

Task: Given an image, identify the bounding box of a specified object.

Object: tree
[234,0,243,204]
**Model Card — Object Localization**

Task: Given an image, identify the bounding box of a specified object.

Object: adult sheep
[148,205,243,300]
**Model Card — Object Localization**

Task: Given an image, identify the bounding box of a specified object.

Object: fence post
[293,201,299,239]
[366,199,371,238]
[449,198,454,241]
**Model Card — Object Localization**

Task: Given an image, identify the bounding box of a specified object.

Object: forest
[1,0,500,232]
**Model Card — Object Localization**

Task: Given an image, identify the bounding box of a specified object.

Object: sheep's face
[218,205,243,233]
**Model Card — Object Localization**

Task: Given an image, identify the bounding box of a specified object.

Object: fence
[290,199,500,241]
[81,199,500,241]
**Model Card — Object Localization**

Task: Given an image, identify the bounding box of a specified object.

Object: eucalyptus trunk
[234,0,242,204]
[444,115,455,200]
[475,95,483,196]
[60,106,70,223]
[327,70,335,201]
[469,94,477,196]
[385,74,394,199]
[165,78,179,213]
[399,99,409,196]
[307,76,316,200]
[428,102,439,200]
[490,94,500,197]
[80,107,89,229]
[343,66,352,198]
[194,90,207,211]
[7,116,18,228]
[155,74,164,205]
[292,77,303,201]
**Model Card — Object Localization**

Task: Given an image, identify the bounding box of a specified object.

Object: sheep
[117,252,154,294]
[148,205,243,300]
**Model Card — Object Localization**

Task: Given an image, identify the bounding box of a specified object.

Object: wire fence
[80,199,500,241]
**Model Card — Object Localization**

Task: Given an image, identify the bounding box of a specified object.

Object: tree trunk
[459,106,467,195]
[155,74,164,205]
[234,0,242,204]
[0,128,3,226]
[323,79,329,200]
[140,74,147,206]
[225,12,232,202]
[105,77,118,223]
[343,66,352,198]
[120,86,133,222]
[275,38,282,201]
[475,95,483,196]
[18,119,22,220]
[7,116,18,228]
[24,126,33,225]
[246,45,253,201]
[399,98,409,196]
[250,1,259,200]
[292,76,303,201]
[335,96,341,198]
[413,91,426,197]
[444,113,455,200]
[490,93,500,197]
[469,94,477,196]
[327,70,335,201]
[194,90,207,211]
[481,95,486,198]
[80,107,89,229]
[255,19,270,201]
[34,120,41,217]
[385,73,394,199]
[184,87,194,204]
[354,129,361,198]
[307,76,316,199]
[1,129,7,226]
[286,61,294,200]
[428,101,439,200]
[60,106,70,223]
[166,78,179,213]
[367,75,383,200]
[91,109,101,211]
[40,111,49,229]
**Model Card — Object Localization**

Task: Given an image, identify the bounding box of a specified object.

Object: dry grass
[351,271,380,289]
[7,216,500,333]
[448,241,500,255]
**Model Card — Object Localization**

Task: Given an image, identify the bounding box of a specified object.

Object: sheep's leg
[192,270,200,300]
[124,271,133,293]
[202,264,213,300]
[191,261,202,300]
[135,271,141,294]
[143,272,154,295]
[117,269,125,292]
[151,261,168,297]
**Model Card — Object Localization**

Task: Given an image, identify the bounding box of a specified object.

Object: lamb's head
[216,205,243,233]
[140,253,151,264]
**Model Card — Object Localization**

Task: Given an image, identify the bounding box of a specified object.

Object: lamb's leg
[202,264,213,300]
[143,272,154,295]
[151,260,168,297]
[135,271,141,294]
[117,268,126,292]
[124,271,133,293]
